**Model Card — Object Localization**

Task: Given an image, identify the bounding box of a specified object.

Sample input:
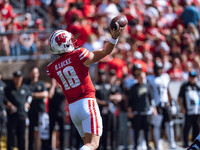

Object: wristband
[110,37,119,45]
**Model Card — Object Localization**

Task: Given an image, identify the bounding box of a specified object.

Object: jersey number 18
[57,66,81,90]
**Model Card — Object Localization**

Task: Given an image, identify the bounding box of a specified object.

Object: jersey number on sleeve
[57,66,81,90]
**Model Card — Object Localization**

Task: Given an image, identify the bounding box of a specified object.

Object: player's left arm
[83,27,125,67]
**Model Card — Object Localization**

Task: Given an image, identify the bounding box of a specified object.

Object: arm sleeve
[76,48,90,63]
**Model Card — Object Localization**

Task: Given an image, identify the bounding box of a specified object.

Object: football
[110,15,128,31]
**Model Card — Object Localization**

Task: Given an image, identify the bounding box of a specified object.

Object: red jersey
[0,3,13,20]
[46,48,95,104]
[107,57,127,78]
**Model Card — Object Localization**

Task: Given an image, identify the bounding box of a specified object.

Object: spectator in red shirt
[0,0,13,29]
[26,0,41,7]
[107,52,128,79]
[82,1,96,19]
[68,15,92,46]
[34,18,49,55]
[167,57,183,81]
[65,3,83,31]
[122,0,137,24]
[130,24,146,42]
[0,12,10,56]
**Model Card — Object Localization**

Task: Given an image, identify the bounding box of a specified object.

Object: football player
[46,26,125,150]
[147,61,177,149]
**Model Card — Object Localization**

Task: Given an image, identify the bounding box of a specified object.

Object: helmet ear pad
[49,30,77,54]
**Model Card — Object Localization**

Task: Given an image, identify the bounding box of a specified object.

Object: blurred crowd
[1,0,200,80]
[0,0,200,150]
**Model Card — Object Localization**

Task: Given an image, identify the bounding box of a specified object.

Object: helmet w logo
[55,33,67,46]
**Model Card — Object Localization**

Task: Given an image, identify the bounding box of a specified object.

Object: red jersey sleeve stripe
[80,51,89,60]
[79,49,87,57]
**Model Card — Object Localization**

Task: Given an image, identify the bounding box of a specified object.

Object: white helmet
[49,30,76,54]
